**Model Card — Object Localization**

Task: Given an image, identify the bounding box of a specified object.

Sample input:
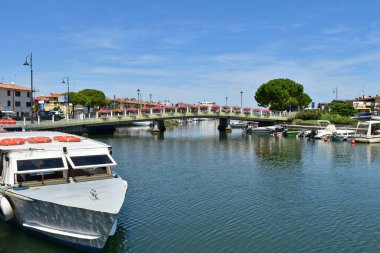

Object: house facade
[352,96,380,114]
[0,82,31,116]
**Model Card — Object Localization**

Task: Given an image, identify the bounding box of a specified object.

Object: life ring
[0,119,16,125]
[0,138,26,146]
[0,194,14,221]
[26,136,53,144]
[53,135,81,142]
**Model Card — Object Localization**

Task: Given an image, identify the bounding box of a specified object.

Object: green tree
[78,89,110,111]
[255,78,312,111]
[67,92,87,114]
[327,102,356,117]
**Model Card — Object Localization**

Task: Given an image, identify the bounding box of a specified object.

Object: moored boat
[352,120,380,143]
[0,131,128,251]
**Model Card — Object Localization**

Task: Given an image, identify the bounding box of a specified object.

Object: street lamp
[62,77,70,120]
[137,89,140,108]
[23,53,34,124]
[240,91,243,109]
[225,96,228,106]
[149,93,152,103]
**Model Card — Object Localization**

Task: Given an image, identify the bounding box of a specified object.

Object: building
[0,82,31,117]
[352,95,380,114]
[35,93,71,117]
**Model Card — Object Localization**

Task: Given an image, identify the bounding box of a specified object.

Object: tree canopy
[327,102,356,117]
[78,89,110,110]
[254,78,312,111]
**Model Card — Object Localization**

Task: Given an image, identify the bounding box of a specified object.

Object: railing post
[38,116,40,125]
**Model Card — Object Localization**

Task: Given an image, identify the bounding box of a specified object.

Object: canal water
[1,120,380,253]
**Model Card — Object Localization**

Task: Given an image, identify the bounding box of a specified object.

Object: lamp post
[23,53,34,124]
[137,89,140,108]
[149,93,152,103]
[240,91,243,110]
[225,96,228,106]
[62,77,70,120]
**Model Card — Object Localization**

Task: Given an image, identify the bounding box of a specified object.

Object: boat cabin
[355,121,380,136]
[0,132,117,187]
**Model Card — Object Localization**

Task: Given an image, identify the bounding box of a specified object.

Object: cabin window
[67,154,116,169]
[70,155,114,167]
[356,124,369,135]
[16,158,67,184]
[17,171,64,183]
[68,167,109,178]
[17,158,64,171]
[371,124,380,135]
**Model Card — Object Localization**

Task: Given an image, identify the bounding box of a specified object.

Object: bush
[295,110,322,120]
[321,114,358,126]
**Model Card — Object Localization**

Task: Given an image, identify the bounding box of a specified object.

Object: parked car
[36,112,64,121]
[10,115,23,121]
[350,112,373,121]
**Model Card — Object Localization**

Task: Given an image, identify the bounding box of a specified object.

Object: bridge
[17,109,293,134]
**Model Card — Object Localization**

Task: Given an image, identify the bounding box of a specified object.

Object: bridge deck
[21,111,292,130]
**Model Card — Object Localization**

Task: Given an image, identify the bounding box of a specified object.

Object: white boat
[132,121,151,126]
[312,120,354,139]
[0,132,128,251]
[230,120,246,128]
[352,120,380,143]
[251,125,277,134]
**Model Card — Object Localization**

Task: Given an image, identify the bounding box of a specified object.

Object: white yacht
[0,131,128,251]
[353,120,380,143]
[313,120,355,139]
[132,121,151,126]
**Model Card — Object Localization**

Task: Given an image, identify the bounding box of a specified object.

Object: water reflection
[0,220,81,253]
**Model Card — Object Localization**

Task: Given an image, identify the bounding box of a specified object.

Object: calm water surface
[1,121,380,253]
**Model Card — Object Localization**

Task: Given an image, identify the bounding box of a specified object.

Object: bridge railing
[24,107,292,128]
[82,107,289,118]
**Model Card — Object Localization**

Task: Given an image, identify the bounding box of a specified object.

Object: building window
[15,101,21,107]
[7,101,11,106]
[15,91,21,97]
[26,102,31,107]
[7,90,10,96]
[27,92,30,98]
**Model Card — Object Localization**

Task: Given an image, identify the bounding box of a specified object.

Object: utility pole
[333,87,338,100]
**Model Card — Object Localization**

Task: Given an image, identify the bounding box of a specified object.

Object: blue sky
[1,0,380,107]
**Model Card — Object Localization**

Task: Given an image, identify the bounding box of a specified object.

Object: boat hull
[6,192,116,251]
[2,176,127,252]
[353,136,380,143]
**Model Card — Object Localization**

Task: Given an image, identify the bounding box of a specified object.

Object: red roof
[35,96,49,102]
[49,93,63,98]
[0,83,31,91]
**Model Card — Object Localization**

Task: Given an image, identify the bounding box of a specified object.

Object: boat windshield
[356,123,370,135]
[66,154,116,181]
[16,157,67,185]
[67,154,116,169]
[370,123,380,135]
